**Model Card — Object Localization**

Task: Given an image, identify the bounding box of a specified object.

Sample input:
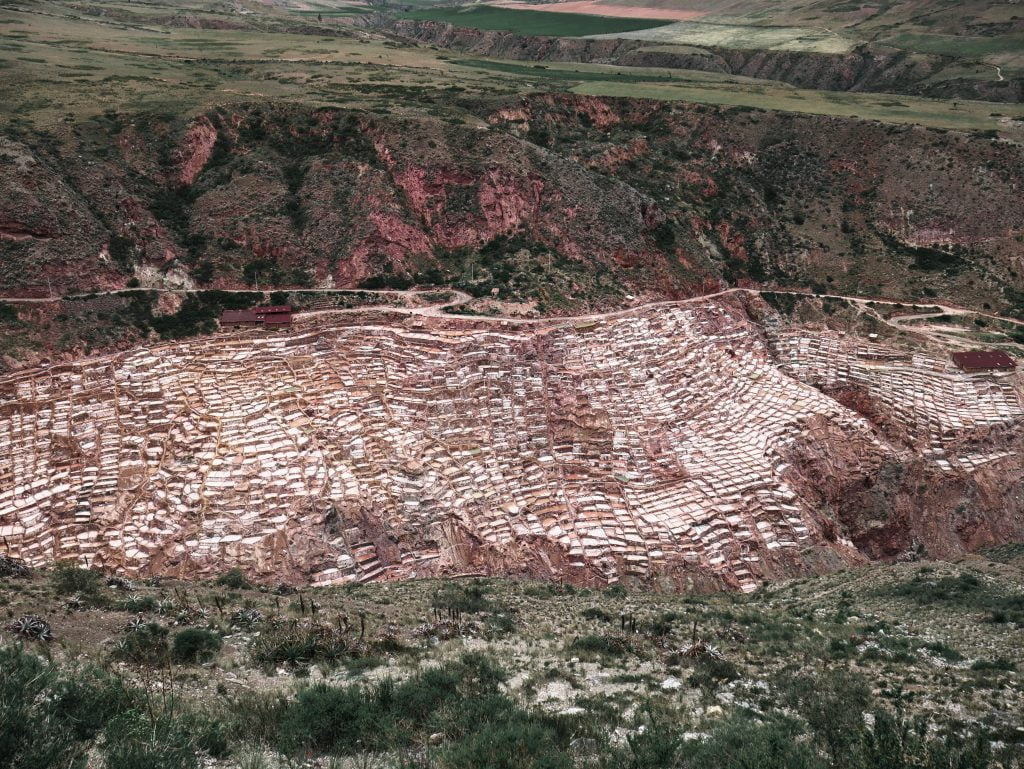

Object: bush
[0,301,20,323]
[0,645,134,769]
[112,623,170,666]
[226,691,289,745]
[275,654,511,757]
[687,658,741,691]
[0,646,84,769]
[442,721,572,769]
[51,560,102,596]
[215,568,251,590]
[971,657,1015,672]
[860,708,991,769]
[101,712,197,769]
[774,667,871,766]
[683,715,826,769]
[171,628,222,664]
[277,683,384,755]
[432,581,492,614]
[570,634,631,658]
[250,625,359,665]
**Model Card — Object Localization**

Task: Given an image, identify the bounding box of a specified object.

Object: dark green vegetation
[401,6,672,36]
[2,557,1023,768]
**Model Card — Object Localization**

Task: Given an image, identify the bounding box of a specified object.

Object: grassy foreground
[1,552,1023,768]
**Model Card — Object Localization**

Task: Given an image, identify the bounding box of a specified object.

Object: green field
[400,5,672,36]
[1,0,1021,137]
[456,57,1024,133]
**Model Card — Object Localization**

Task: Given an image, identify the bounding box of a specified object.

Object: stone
[660,676,683,691]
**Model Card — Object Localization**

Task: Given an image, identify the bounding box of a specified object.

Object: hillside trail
[1,285,1021,342]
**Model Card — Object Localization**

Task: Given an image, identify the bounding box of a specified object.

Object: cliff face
[0,106,702,305]
[385,20,1024,103]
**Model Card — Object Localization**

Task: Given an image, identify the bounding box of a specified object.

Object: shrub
[774,667,871,766]
[275,654,510,757]
[0,646,134,769]
[432,581,492,614]
[112,623,170,666]
[687,658,741,691]
[860,708,991,769]
[51,560,102,596]
[582,607,613,622]
[215,568,251,590]
[225,691,289,745]
[277,683,385,755]
[171,628,222,664]
[683,715,826,769]
[0,646,84,769]
[0,301,20,323]
[971,658,1015,672]
[250,624,358,665]
[617,721,686,769]
[442,721,572,769]
[570,634,631,658]
[116,595,157,613]
[101,712,197,769]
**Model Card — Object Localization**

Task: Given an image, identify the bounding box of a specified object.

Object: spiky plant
[7,615,54,642]
[0,554,31,578]
[65,594,88,611]
[106,575,135,590]
[231,608,265,629]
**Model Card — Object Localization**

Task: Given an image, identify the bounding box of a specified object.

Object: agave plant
[64,594,88,612]
[680,640,725,661]
[154,599,175,616]
[0,554,31,578]
[7,615,54,642]
[125,615,147,633]
[231,608,265,629]
[106,575,135,590]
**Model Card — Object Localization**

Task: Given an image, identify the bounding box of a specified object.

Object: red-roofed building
[220,305,293,330]
[951,350,1016,372]
[219,309,260,327]
[263,313,293,328]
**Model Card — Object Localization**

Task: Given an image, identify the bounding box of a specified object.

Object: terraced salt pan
[0,302,1019,590]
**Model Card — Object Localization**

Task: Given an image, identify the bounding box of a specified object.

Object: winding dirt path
[1,285,1021,339]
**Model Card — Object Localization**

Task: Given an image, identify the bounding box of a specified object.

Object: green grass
[887,33,1024,62]
[400,5,672,36]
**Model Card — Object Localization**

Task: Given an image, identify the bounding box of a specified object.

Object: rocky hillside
[386,20,1024,103]
[2,97,1022,317]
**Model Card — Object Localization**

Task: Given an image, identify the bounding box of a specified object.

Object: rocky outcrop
[385,20,1023,103]
[3,98,1023,319]
[174,116,219,186]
